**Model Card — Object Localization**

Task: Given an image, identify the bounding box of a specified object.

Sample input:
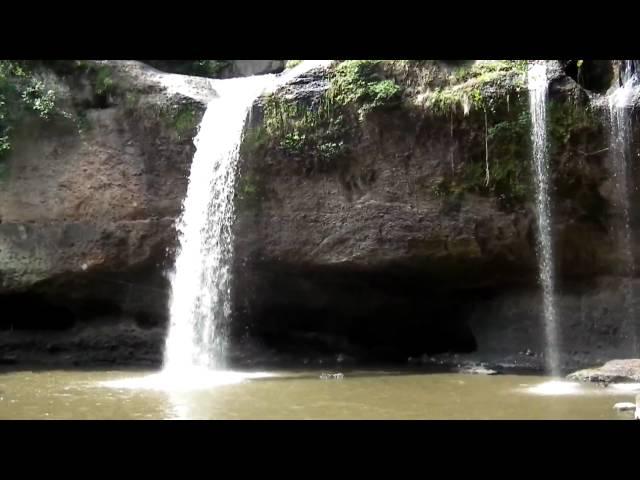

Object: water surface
[0,368,636,420]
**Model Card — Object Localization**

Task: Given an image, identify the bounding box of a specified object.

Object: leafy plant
[247,60,403,172]
[173,107,197,139]
[328,60,403,116]
[0,60,61,160]
[258,93,351,171]
[21,80,56,118]
[94,66,114,95]
[427,60,527,116]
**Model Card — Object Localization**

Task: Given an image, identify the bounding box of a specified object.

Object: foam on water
[99,369,278,392]
[607,382,640,393]
[526,380,582,396]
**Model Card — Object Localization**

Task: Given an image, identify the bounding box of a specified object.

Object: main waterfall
[162,75,275,372]
[163,61,331,374]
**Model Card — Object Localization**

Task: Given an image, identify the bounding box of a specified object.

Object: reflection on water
[0,368,637,420]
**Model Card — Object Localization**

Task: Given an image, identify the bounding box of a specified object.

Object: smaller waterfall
[528,61,560,376]
[608,60,639,355]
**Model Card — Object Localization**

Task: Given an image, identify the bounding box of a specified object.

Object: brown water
[0,368,637,420]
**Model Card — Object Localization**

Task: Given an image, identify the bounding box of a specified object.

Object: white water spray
[162,61,332,376]
[608,60,640,355]
[528,61,560,376]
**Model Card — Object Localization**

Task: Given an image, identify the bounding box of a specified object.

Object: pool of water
[0,368,637,419]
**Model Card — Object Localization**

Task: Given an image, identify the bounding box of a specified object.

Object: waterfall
[608,60,640,356]
[528,61,560,376]
[162,61,332,374]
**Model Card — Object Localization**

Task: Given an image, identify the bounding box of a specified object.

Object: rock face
[0,61,209,365]
[222,61,286,79]
[568,359,640,383]
[231,60,640,370]
[0,59,639,370]
[140,60,286,79]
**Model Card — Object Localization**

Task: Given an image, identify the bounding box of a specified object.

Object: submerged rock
[613,402,636,412]
[460,364,499,375]
[567,359,640,384]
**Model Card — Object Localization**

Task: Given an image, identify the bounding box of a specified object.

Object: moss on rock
[242,60,616,215]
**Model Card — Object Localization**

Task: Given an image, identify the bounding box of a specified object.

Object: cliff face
[231,60,640,370]
[0,60,638,371]
[0,61,208,365]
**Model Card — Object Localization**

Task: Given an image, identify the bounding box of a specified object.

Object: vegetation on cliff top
[243,60,404,172]
[422,60,528,115]
[0,61,61,161]
[242,60,608,214]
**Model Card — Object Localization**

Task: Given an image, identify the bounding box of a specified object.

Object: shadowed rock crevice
[562,60,614,94]
[0,293,76,331]
[230,265,478,362]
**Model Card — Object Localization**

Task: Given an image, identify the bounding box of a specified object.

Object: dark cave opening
[563,60,614,94]
[0,293,76,331]
[231,266,479,363]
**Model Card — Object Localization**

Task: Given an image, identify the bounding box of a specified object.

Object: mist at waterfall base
[103,61,331,391]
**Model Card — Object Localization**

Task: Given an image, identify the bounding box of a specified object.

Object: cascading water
[162,61,332,375]
[162,76,273,373]
[608,60,640,355]
[528,61,560,376]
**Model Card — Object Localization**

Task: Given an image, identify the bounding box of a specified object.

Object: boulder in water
[613,402,636,412]
[460,364,499,375]
[567,359,640,384]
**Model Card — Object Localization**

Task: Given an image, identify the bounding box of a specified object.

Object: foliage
[152,103,200,140]
[0,60,60,161]
[244,60,403,173]
[20,80,56,118]
[431,93,533,209]
[426,60,527,116]
[464,120,532,206]
[328,60,403,117]
[258,93,350,170]
[547,98,599,150]
[173,106,198,140]
[452,60,528,83]
[245,60,607,214]
[94,66,114,95]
